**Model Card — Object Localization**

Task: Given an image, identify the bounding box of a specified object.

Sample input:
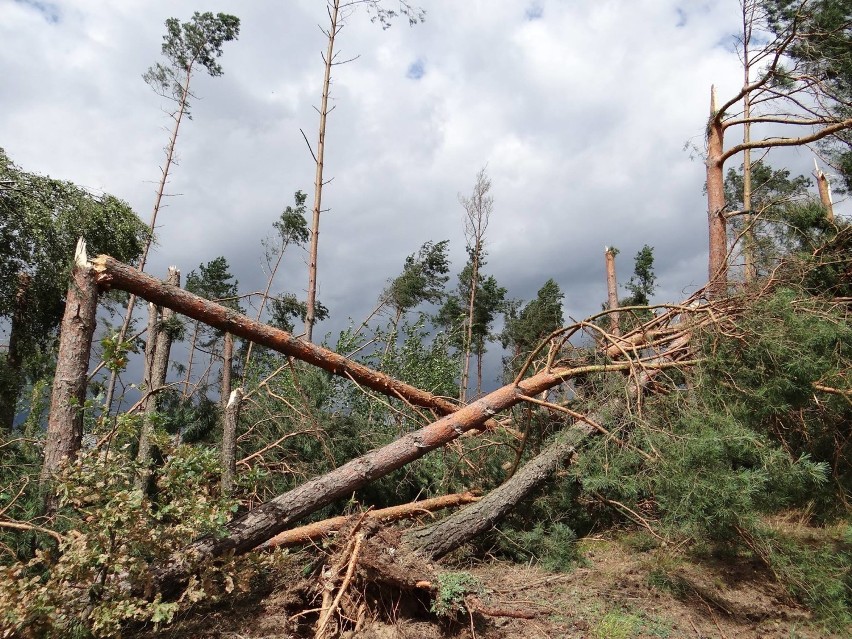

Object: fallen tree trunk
[148,362,597,595]
[403,330,696,560]
[404,425,592,559]
[260,491,481,549]
[92,255,464,419]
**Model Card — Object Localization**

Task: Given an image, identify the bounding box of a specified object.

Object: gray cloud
[3,0,832,384]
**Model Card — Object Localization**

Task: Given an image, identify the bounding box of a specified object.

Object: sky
[1,0,844,387]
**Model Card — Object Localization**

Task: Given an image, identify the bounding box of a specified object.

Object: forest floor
[148,523,848,639]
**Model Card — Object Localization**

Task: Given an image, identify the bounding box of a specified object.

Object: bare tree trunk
[103,67,193,413]
[706,86,728,299]
[137,267,179,489]
[459,168,492,401]
[221,332,233,409]
[305,0,341,343]
[741,3,756,284]
[814,159,835,222]
[92,255,469,420]
[263,491,481,549]
[0,272,31,430]
[604,247,620,337]
[461,244,480,402]
[221,387,242,495]
[147,362,593,595]
[476,348,483,397]
[41,240,98,495]
[182,321,200,399]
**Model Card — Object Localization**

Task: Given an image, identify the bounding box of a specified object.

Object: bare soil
[147,529,845,639]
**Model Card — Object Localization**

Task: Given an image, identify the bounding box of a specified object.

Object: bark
[261,491,481,549]
[706,86,729,299]
[221,331,233,410]
[137,267,179,489]
[404,426,591,559]
[741,5,756,284]
[814,160,834,222]
[305,0,341,343]
[92,255,467,419]
[0,272,31,430]
[221,387,242,495]
[147,363,585,594]
[40,240,98,487]
[604,247,620,337]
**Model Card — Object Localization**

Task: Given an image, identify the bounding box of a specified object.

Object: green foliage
[495,522,582,572]
[702,289,852,505]
[0,147,148,426]
[274,190,310,247]
[384,240,450,316]
[143,12,240,111]
[500,278,564,362]
[270,293,329,333]
[0,438,240,637]
[622,245,657,307]
[435,248,507,367]
[430,571,482,617]
[746,524,852,628]
[649,410,828,540]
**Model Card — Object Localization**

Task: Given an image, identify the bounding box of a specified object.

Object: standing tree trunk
[40,240,98,495]
[741,2,756,284]
[706,86,728,298]
[221,386,242,495]
[604,247,620,337]
[814,159,835,222]
[305,0,341,343]
[459,168,493,402]
[137,267,180,489]
[460,246,480,402]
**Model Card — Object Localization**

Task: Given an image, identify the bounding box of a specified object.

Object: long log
[148,363,583,594]
[92,255,463,418]
[261,491,481,549]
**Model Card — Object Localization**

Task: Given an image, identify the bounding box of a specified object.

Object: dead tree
[404,328,696,560]
[813,159,835,222]
[604,246,620,337]
[40,240,98,493]
[305,0,341,343]
[221,387,243,495]
[459,167,493,402]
